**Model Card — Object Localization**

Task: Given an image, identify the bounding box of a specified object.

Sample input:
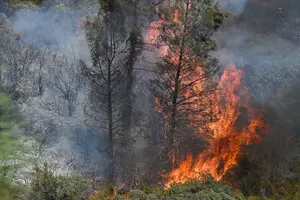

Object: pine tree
[151,0,228,168]
[84,0,128,183]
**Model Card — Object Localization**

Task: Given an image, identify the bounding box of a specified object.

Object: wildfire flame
[147,11,268,188]
[165,63,267,187]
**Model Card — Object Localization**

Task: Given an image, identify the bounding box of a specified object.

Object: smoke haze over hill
[1,1,300,197]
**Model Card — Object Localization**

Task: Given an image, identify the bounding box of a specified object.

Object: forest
[0,0,300,199]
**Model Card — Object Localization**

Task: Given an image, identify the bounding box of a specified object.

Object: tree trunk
[122,33,135,147]
[169,48,183,169]
[120,2,138,185]
[107,63,114,183]
[168,1,189,169]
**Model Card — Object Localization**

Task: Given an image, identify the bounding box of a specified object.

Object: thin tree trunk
[122,36,135,146]
[169,47,184,168]
[168,1,189,168]
[121,1,138,185]
[107,62,114,183]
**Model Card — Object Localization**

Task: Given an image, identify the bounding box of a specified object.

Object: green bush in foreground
[90,175,246,200]
[0,92,24,200]
[130,176,245,200]
[27,163,93,200]
[165,177,246,200]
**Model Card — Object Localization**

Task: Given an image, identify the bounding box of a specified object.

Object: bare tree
[42,53,85,117]
[0,36,45,100]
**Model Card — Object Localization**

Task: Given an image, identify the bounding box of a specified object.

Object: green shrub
[166,176,245,200]
[0,92,24,200]
[0,177,22,200]
[28,163,93,200]
[89,183,115,200]
[114,175,246,200]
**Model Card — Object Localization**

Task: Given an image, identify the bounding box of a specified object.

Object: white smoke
[219,0,248,14]
[216,0,300,103]
[3,1,103,176]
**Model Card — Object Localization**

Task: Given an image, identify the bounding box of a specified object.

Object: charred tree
[118,0,144,186]
[84,0,127,183]
[42,53,84,117]
[0,33,45,101]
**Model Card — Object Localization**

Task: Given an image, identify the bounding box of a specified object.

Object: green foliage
[28,163,93,200]
[114,176,245,200]
[238,131,300,199]
[89,183,115,200]
[0,92,23,200]
[151,0,228,168]
[243,178,300,200]
[166,176,245,200]
[9,0,42,6]
[0,13,22,42]
[6,0,39,8]
[0,177,22,200]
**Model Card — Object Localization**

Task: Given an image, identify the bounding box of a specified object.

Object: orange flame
[147,9,268,188]
[165,64,267,187]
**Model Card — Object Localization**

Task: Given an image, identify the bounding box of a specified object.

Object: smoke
[216,0,300,103]
[8,3,97,48]
[214,1,300,188]
[2,0,299,183]
[9,9,75,47]
[0,0,4,13]
[1,0,103,175]
[219,0,247,15]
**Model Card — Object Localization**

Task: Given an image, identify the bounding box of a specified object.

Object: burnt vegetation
[0,0,300,200]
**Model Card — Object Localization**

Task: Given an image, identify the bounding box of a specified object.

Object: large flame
[147,12,267,188]
[165,63,267,187]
